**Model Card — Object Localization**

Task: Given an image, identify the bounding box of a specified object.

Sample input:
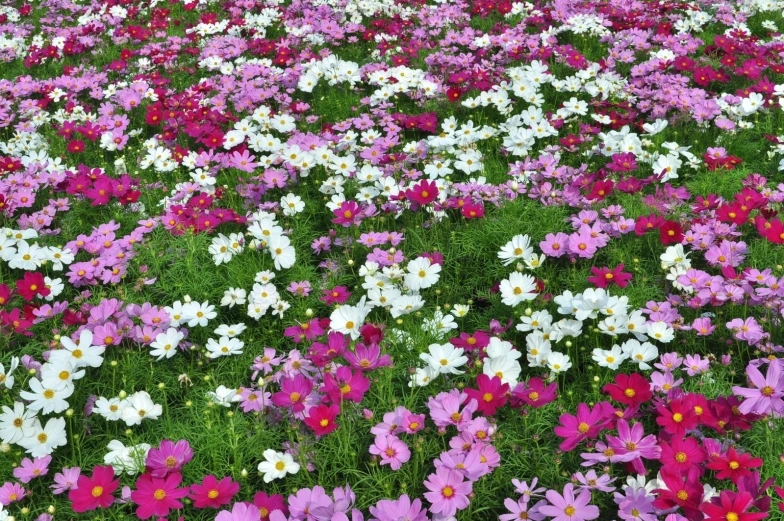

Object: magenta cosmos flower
[189,475,239,509]
[145,439,193,477]
[538,483,600,521]
[272,374,314,413]
[320,366,370,403]
[423,467,472,517]
[68,465,119,513]
[131,472,189,519]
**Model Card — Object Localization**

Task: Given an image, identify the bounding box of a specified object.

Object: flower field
[2,0,784,519]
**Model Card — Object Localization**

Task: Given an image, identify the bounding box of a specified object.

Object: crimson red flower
[659,220,683,244]
[188,475,239,509]
[586,179,614,201]
[16,272,50,301]
[465,374,509,416]
[67,139,85,153]
[68,465,119,513]
[446,87,463,102]
[701,490,768,521]
[707,446,763,485]
[603,373,651,406]
[587,264,632,289]
[146,109,164,126]
[303,403,339,435]
[634,214,665,235]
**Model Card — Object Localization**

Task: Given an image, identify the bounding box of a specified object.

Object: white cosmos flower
[647,321,675,343]
[280,194,305,216]
[104,440,151,475]
[257,449,300,483]
[94,396,128,421]
[19,378,73,414]
[206,336,245,358]
[121,391,162,426]
[483,355,522,385]
[546,351,571,373]
[621,339,659,370]
[0,402,35,444]
[592,346,628,370]
[498,234,533,266]
[206,385,242,407]
[220,288,247,308]
[420,343,467,375]
[40,361,85,390]
[268,234,296,270]
[19,417,67,457]
[0,356,19,389]
[329,297,370,340]
[409,366,437,387]
[214,323,246,337]
[49,329,106,368]
[150,328,184,361]
[404,257,441,291]
[499,272,538,307]
[184,301,216,327]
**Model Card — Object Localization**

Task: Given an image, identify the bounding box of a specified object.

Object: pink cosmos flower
[145,439,193,478]
[216,502,261,521]
[253,491,288,520]
[369,494,428,521]
[0,482,27,505]
[423,467,472,517]
[369,434,411,470]
[683,354,710,376]
[427,390,478,430]
[587,264,632,289]
[540,232,570,257]
[51,467,81,494]
[13,455,51,483]
[605,420,660,475]
[538,483,600,521]
[554,402,613,451]
[732,360,784,416]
